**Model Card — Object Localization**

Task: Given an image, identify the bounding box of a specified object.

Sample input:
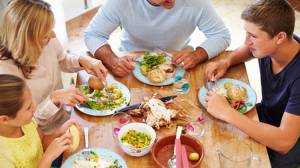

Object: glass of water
[172,71,190,94]
[185,121,205,137]
[111,112,132,139]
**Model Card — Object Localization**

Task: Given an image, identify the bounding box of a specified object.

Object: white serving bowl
[118,122,156,157]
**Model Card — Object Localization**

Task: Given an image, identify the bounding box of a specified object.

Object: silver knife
[114,95,177,114]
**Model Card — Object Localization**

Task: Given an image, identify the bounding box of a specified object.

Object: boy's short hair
[241,0,295,39]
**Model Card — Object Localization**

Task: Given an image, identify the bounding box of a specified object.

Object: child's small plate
[62,148,127,168]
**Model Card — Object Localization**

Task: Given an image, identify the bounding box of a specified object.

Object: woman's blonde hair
[0,74,25,118]
[0,0,54,78]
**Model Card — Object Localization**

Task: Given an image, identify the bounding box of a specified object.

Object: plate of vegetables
[133,51,185,86]
[62,148,127,168]
[198,78,256,114]
[76,78,130,116]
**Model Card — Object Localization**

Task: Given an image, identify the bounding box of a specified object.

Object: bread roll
[88,76,104,90]
[68,125,80,152]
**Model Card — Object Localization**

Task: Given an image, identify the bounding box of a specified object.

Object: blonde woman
[0,0,108,132]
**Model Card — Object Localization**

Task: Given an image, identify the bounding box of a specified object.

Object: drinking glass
[217,140,261,168]
[111,112,132,139]
[185,120,205,138]
[172,71,190,94]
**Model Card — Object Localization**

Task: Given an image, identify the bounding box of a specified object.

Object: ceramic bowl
[151,135,204,168]
[118,122,156,157]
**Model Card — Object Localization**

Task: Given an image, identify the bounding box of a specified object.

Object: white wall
[45,0,69,47]
[62,0,106,21]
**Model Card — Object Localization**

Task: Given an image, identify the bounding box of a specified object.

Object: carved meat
[140,98,178,129]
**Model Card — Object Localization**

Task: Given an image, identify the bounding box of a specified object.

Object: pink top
[0,38,82,130]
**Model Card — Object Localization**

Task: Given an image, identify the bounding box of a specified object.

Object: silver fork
[103,81,114,101]
[204,77,213,91]
[81,127,93,157]
[204,72,217,91]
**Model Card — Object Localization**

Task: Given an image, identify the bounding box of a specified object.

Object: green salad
[79,84,126,111]
[139,52,167,76]
[108,160,122,168]
[140,51,166,68]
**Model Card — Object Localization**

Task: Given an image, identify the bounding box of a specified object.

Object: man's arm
[84,0,120,56]
[93,44,118,71]
[94,44,135,77]
[196,0,231,59]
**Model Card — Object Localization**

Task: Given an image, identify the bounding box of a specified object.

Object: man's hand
[172,47,208,69]
[110,56,135,77]
[93,44,135,77]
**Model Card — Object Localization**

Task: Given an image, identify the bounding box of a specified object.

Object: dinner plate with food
[133,51,185,86]
[198,78,256,114]
[62,148,127,168]
[76,76,131,116]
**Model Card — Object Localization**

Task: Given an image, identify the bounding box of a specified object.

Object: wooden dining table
[66,51,271,168]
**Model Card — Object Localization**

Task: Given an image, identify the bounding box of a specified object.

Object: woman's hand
[51,87,88,106]
[43,132,72,163]
[79,55,108,81]
[205,91,234,122]
[204,60,229,81]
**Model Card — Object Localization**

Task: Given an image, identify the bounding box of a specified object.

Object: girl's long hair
[0,0,54,78]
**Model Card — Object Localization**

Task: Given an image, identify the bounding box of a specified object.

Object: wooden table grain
[66,51,271,168]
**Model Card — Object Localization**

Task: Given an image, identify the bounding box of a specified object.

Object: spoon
[168,126,183,168]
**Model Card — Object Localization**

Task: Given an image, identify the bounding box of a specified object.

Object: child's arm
[205,45,253,81]
[36,119,79,168]
[225,109,300,154]
[37,133,72,168]
[206,91,300,154]
[38,119,79,150]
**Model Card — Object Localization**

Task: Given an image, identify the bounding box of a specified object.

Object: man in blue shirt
[205,0,300,167]
[84,0,230,77]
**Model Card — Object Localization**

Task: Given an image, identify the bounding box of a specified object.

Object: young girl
[0,74,78,168]
[205,0,300,167]
[0,0,107,132]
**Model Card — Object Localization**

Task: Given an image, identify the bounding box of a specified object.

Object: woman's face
[243,21,279,58]
[149,0,176,9]
[41,30,56,47]
[9,87,36,127]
